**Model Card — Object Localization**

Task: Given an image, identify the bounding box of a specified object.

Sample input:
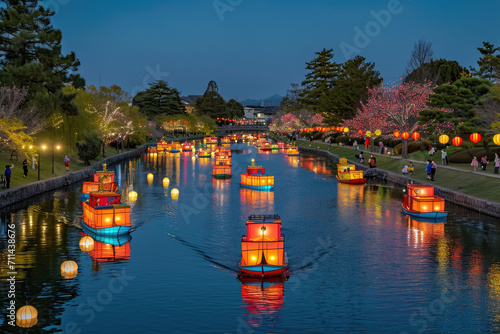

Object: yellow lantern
[147,173,154,182]
[16,305,38,328]
[493,134,500,146]
[439,134,449,145]
[171,188,179,199]
[79,236,94,252]
[374,129,381,136]
[163,177,170,187]
[129,190,138,201]
[366,131,372,137]
[61,260,78,279]
[343,127,349,133]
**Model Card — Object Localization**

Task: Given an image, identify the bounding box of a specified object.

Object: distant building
[181,95,203,114]
[245,106,279,124]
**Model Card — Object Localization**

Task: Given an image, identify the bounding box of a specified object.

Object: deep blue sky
[49,0,500,101]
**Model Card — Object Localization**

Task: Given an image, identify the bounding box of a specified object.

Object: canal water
[2,143,500,333]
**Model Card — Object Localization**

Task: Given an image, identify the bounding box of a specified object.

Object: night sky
[48,0,500,101]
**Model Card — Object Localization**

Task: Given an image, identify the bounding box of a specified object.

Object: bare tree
[405,39,434,78]
[0,86,47,135]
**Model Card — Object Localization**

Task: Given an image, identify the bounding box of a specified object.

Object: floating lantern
[393,131,400,138]
[402,132,410,140]
[79,236,94,252]
[452,136,463,146]
[494,134,500,146]
[439,134,449,144]
[163,177,170,187]
[171,188,179,199]
[366,131,372,137]
[374,129,381,136]
[129,190,137,201]
[411,132,420,140]
[16,305,38,328]
[147,173,154,182]
[60,260,78,279]
[470,133,481,144]
[358,129,363,135]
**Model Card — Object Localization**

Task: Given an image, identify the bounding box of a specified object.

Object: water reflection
[240,188,275,212]
[405,215,445,248]
[240,281,284,329]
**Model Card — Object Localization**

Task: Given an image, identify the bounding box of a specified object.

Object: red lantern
[411,132,420,140]
[470,133,481,143]
[402,132,410,140]
[393,131,400,138]
[339,127,344,132]
[452,136,463,146]
[170,120,173,123]
[358,130,363,135]
[184,120,187,124]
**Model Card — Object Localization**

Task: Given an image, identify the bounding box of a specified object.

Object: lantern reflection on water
[16,305,38,328]
[405,215,445,247]
[239,188,275,210]
[240,281,284,323]
[336,183,365,210]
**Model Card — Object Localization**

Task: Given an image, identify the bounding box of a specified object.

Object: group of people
[426,159,438,181]
[471,153,500,174]
[3,155,70,189]
[355,151,377,168]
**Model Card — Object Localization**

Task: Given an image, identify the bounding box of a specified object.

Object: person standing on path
[441,150,447,165]
[4,164,12,188]
[481,155,488,171]
[369,155,377,168]
[431,159,437,181]
[426,160,432,179]
[494,153,499,174]
[471,156,478,171]
[22,159,28,177]
[379,141,384,154]
[64,155,70,171]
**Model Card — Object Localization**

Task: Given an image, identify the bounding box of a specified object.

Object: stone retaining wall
[299,146,500,219]
[0,145,147,209]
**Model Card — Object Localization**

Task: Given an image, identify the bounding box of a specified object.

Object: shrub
[449,147,500,163]
[393,141,421,155]
[335,136,350,145]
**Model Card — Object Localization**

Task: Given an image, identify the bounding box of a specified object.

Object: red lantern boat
[402,183,447,220]
[79,164,118,201]
[336,158,367,184]
[238,214,289,278]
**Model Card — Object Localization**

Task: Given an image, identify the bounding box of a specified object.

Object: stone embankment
[0,145,147,209]
[299,146,500,219]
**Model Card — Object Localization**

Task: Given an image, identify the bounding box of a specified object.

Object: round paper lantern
[129,190,137,201]
[61,260,78,279]
[393,131,400,138]
[343,127,349,133]
[493,134,500,146]
[79,236,94,252]
[470,133,481,144]
[374,129,381,136]
[411,132,420,140]
[147,173,154,182]
[366,131,372,137]
[402,132,410,140]
[171,188,179,199]
[358,129,363,135]
[16,305,38,328]
[163,177,170,187]
[439,134,449,144]
[452,136,463,146]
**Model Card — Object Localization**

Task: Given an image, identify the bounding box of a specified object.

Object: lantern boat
[240,159,275,191]
[170,142,181,153]
[336,158,367,184]
[182,141,193,152]
[286,146,300,156]
[82,192,131,237]
[402,183,448,220]
[212,162,232,179]
[79,164,118,201]
[238,214,289,279]
[277,141,285,149]
[156,139,170,153]
[198,149,211,158]
[259,142,273,151]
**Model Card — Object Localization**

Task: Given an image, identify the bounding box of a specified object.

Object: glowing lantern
[171,188,179,199]
[129,190,137,201]
[170,120,173,123]
[79,236,94,252]
[342,127,348,133]
[374,129,381,136]
[147,173,154,182]
[439,134,449,144]
[358,129,363,135]
[493,134,500,146]
[163,177,170,187]
[452,136,463,146]
[16,305,38,328]
[393,131,400,138]
[366,131,372,137]
[470,133,481,143]
[402,132,410,140]
[60,260,78,279]
[411,132,420,140]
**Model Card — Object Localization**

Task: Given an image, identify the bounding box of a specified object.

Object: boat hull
[213,174,232,179]
[401,204,448,219]
[170,149,180,153]
[287,153,299,156]
[238,265,289,278]
[240,183,275,191]
[82,222,131,237]
[336,176,367,184]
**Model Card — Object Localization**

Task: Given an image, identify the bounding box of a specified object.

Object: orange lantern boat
[156,138,170,153]
[238,214,289,278]
[240,159,275,191]
[79,164,118,201]
[170,142,181,153]
[336,158,366,184]
[260,141,273,151]
[402,183,447,220]
[286,145,299,156]
[213,149,232,179]
[82,191,131,237]
[198,148,211,158]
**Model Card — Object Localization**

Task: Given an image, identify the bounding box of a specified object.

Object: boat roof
[247,214,281,224]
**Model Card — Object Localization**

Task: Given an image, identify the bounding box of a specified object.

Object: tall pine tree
[475,42,500,82]
[193,80,229,119]
[132,80,185,119]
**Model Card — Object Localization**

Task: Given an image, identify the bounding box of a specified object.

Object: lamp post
[51,144,61,174]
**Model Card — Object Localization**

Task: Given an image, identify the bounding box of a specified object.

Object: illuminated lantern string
[16,305,38,328]
[452,136,463,146]
[411,132,420,140]
[343,127,349,133]
[470,133,481,144]
[439,134,449,144]
[393,131,400,138]
[494,134,500,146]
[402,132,410,140]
